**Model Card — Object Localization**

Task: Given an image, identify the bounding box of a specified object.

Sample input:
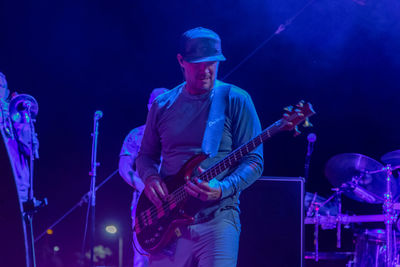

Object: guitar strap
[201,84,230,158]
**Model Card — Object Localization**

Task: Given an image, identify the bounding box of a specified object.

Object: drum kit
[305,150,400,267]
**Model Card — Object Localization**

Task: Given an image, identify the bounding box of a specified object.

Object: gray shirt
[136,80,264,221]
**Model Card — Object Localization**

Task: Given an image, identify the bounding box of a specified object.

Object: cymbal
[381,150,400,169]
[324,153,395,204]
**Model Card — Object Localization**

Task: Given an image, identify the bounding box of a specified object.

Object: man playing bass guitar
[136,27,264,267]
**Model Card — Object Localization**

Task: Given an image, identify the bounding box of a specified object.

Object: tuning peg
[296,100,305,108]
[283,113,290,119]
[293,126,301,136]
[294,109,304,117]
[303,118,313,128]
[284,106,293,112]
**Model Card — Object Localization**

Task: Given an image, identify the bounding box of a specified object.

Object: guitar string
[138,111,309,227]
[140,110,311,224]
[141,137,262,221]
[139,126,280,224]
[140,147,251,223]
[139,126,277,224]
[139,129,272,224]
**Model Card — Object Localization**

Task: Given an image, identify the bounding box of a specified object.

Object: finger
[195,181,212,191]
[144,186,158,206]
[184,184,201,198]
[153,181,167,200]
[194,179,214,191]
[186,181,205,194]
[186,183,208,200]
[194,178,203,185]
[161,181,169,197]
[145,186,162,208]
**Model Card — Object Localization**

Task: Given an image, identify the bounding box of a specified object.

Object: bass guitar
[135,100,315,253]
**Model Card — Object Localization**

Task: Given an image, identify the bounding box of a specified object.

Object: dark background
[1,0,400,266]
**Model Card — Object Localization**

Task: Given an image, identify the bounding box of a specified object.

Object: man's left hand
[184,178,222,201]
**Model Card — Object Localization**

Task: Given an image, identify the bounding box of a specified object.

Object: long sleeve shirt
[136,80,264,222]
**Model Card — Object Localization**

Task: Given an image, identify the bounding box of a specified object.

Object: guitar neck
[199,119,283,182]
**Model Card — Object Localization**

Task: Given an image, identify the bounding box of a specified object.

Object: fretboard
[198,119,284,182]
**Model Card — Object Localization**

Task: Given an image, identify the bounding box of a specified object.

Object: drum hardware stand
[333,188,343,249]
[383,165,395,267]
[305,192,320,261]
[314,206,320,262]
[341,175,378,203]
[306,196,321,262]
[306,192,318,217]
[318,188,344,238]
[310,187,345,262]
[367,165,397,267]
[394,204,400,267]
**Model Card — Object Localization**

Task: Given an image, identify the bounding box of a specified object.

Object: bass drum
[353,229,397,267]
[0,135,27,266]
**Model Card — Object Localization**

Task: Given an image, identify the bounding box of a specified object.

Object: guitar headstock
[281,100,316,136]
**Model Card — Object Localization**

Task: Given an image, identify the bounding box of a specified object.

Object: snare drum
[353,229,397,267]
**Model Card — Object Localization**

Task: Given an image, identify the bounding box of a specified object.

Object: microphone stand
[304,154,311,181]
[34,170,118,243]
[304,133,316,181]
[88,111,103,267]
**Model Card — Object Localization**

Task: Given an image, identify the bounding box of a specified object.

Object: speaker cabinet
[238,177,304,267]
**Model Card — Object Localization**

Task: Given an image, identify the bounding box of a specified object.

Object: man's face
[178,55,219,94]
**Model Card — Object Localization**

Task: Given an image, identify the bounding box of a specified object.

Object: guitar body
[135,154,208,253]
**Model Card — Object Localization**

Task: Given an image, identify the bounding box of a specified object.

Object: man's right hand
[144,175,169,208]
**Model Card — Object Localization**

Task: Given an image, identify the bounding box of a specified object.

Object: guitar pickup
[157,206,166,218]
[175,227,182,237]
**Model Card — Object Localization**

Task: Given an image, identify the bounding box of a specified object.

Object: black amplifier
[238,176,304,267]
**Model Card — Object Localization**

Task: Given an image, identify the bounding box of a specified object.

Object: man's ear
[177,54,184,68]
[177,54,185,78]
